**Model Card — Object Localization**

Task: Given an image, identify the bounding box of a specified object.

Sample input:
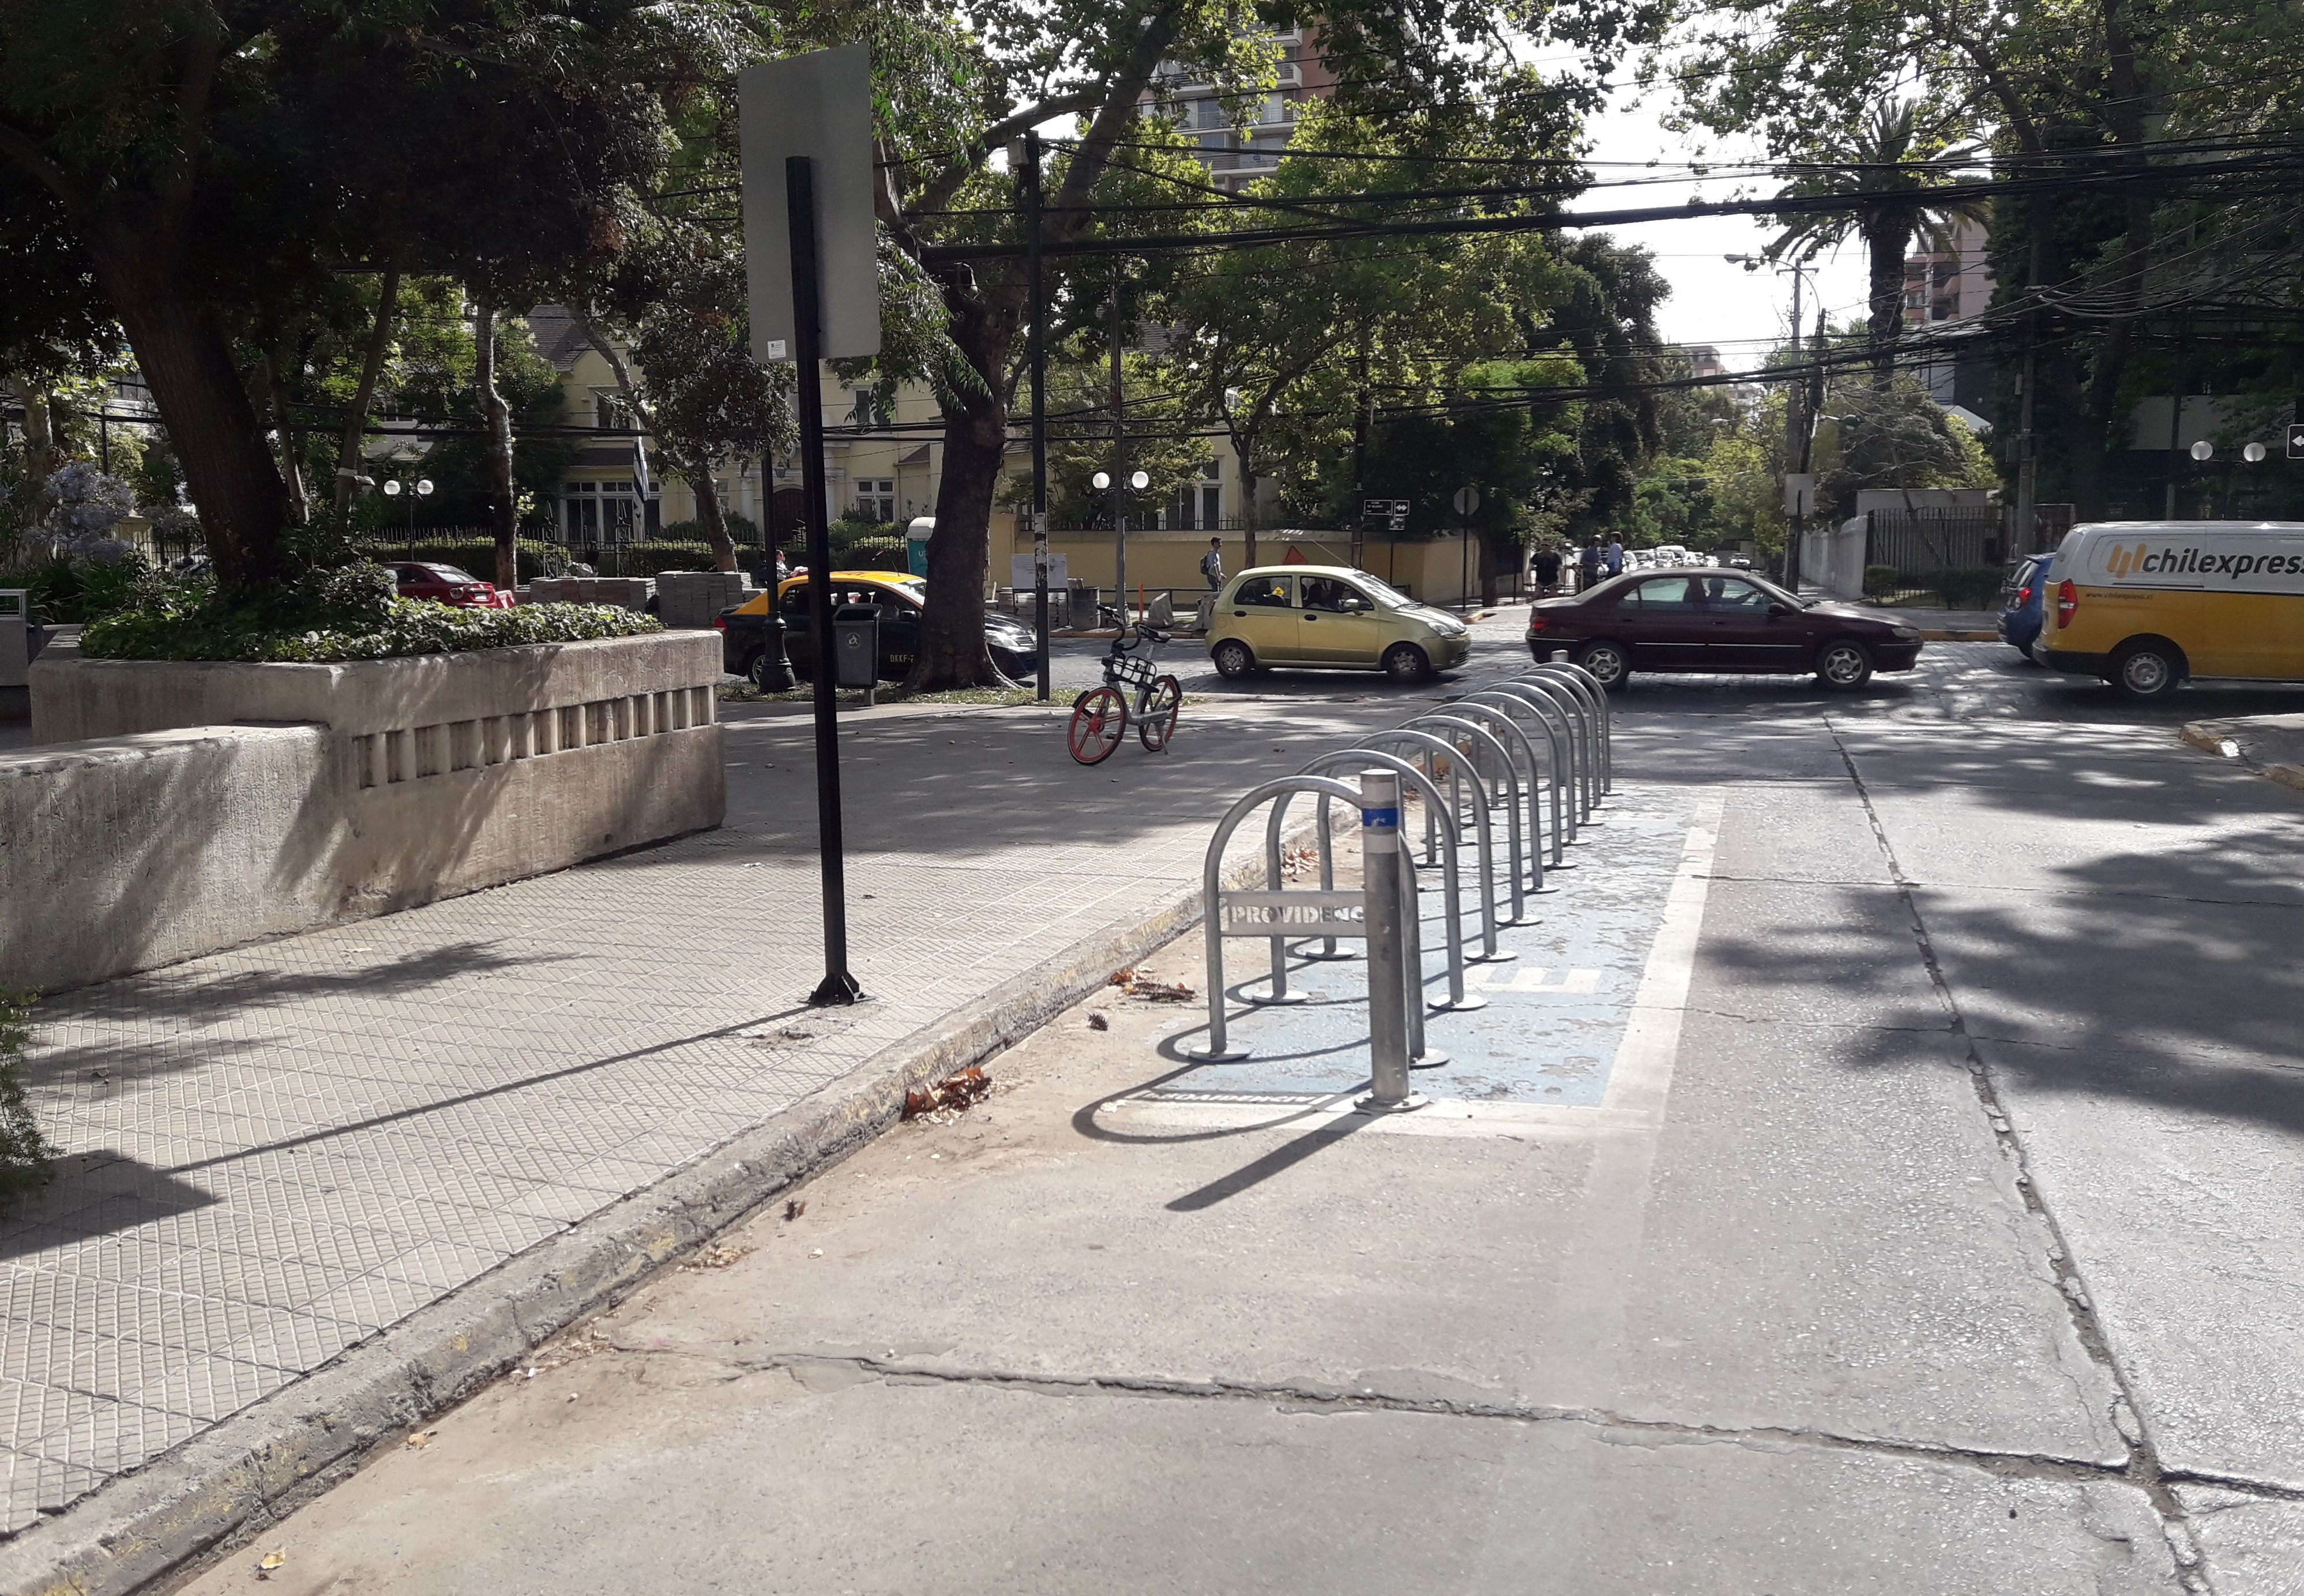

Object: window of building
[854,479,896,522]
[561,480,657,543]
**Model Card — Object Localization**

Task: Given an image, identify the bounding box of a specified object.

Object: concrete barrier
[30,631,720,742]
[6,635,726,992]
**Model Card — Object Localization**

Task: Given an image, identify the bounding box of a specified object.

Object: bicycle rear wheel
[1068,686,1127,765]
[1137,676,1182,752]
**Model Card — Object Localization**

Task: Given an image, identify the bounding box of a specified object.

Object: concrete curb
[0,856,1246,1596]
[2177,720,2304,795]
[1917,628,2001,642]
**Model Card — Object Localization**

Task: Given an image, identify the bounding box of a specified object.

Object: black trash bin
[833,603,882,704]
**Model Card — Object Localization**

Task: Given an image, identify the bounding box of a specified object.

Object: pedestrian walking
[1198,537,1224,589]
[1578,542,1601,592]
[1604,537,1625,577]
[1533,543,1562,594]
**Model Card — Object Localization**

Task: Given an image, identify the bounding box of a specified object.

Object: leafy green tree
[1762,99,1982,387]
[885,0,1657,686]
[0,0,715,598]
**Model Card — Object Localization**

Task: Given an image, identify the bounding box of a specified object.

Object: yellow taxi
[1207,565,1472,681]
[714,571,1038,684]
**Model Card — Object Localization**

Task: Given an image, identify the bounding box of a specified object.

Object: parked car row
[713,571,1039,685]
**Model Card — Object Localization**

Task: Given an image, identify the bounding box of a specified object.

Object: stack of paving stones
[524,577,655,611]
[654,572,754,629]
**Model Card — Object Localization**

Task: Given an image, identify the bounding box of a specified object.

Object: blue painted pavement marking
[1160,788,1700,1106]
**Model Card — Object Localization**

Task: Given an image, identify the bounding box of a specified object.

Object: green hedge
[0,991,53,1211]
[84,597,661,663]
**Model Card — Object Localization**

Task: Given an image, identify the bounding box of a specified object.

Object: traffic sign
[2288,424,2304,460]
[1452,485,1480,515]
[1361,497,1410,532]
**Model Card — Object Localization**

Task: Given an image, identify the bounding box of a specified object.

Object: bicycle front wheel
[1068,686,1128,765]
[1137,676,1182,752]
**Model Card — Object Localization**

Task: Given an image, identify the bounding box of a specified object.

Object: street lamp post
[1091,468,1151,622]
[381,476,434,555]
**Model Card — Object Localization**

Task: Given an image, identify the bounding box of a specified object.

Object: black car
[1527,570,1923,690]
[715,572,1038,684]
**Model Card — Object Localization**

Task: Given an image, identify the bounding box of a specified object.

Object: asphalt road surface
[175,631,2304,1596]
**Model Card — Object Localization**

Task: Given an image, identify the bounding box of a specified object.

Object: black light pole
[787,153,861,1006]
[1026,130,1050,702]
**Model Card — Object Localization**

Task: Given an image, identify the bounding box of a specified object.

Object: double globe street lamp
[1091,468,1151,622]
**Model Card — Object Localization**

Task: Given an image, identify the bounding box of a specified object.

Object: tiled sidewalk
[1,698,1407,1535]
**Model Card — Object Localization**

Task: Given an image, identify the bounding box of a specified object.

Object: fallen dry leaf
[404,1430,434,1449]
[903,1064,991,1121]
[784,1198,807,1221]
[1107,968,1136,987]
[1121,976,1194,1003]
[257,1549,287,1572]
[1087,1012,1109,1032]
[679,1243,753,1272]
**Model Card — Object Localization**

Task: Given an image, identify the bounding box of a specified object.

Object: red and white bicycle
[1067,607,1182,765]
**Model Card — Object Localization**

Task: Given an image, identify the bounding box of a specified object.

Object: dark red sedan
[1527,570,1922,690]
[386,562,513,610]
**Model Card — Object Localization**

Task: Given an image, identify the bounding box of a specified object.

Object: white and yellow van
[2031,521,2304,699]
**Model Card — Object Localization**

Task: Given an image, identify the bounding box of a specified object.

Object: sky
[1576,80,1874,369]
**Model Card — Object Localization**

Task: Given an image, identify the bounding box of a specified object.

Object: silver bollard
[1356,770,1424,1114]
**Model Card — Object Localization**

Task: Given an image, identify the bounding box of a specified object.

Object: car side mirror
[1341,597,1367,613]
[1767,601,1792,617]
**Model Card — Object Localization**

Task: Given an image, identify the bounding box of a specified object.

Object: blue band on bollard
[1360,805,1399,830]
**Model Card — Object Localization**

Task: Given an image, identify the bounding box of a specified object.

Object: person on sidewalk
[1604,537,1625,577]
[1533,543,1562,594]
[1198,537,1224,590]
[1577,542,1601,592]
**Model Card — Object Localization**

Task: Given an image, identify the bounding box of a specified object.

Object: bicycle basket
[1105,651,1156,690]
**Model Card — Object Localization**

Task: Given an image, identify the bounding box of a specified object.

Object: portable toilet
[904,517,933,578]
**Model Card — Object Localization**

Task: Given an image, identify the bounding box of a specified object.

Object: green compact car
[1207,565,1472,681]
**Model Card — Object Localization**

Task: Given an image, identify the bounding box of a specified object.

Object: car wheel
[1382,642,1430,682]
[1816,638,1874,690]
[2111,639,2184,701]
[1212,639,1257,679]
[1574,640,1629,689]
[2011,646,2039,666]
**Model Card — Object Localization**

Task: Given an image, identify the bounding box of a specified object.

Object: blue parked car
[1997,553,2053,658]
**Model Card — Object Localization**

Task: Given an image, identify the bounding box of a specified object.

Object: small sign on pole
[1452,485,1480,516]
[739,46,882,364]
[1782,472,1816,518]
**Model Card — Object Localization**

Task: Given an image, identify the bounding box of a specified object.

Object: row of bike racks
[1192,658,1614,1112]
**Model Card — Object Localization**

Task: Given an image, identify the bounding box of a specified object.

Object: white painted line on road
[1601,790,1726,1130]
[1103,1091,1661,1140]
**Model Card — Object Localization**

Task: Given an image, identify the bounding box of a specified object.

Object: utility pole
[2164,318,2188,520]
[1351,334,1370,573]
[1109,262,1127,622]
[1024,130,1050,700]
[1784,260,1813,590]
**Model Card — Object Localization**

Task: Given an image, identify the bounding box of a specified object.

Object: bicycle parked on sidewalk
[1068,605,1182,764]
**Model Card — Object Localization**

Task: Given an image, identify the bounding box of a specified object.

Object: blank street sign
[739,45,882,363]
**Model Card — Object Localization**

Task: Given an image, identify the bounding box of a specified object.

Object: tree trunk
[914,284,1010,688]
[87,243,287,599]
[1865,219,1907,391]
[691,468,738,572]
[262,348,310,525]
[336,258,402,512]
[17,387,54,486]
[473,288,518,588]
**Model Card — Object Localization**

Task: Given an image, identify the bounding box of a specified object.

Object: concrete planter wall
[5,634,725,992]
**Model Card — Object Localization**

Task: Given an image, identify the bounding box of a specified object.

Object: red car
[1527,570,1922,690]
[387,562,513,609]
